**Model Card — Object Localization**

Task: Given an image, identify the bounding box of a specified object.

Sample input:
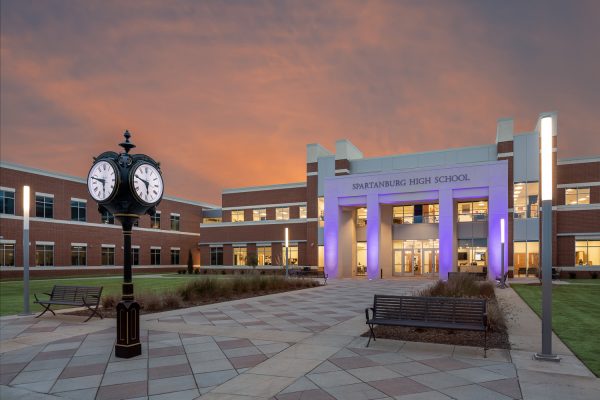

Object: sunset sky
[1,0,599,204]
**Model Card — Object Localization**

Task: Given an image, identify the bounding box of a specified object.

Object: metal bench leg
[367,323,376,347]
[484,328,488,358]
[35,304,56,318]
[83,302,103,322]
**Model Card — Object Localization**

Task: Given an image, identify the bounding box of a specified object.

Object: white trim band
[131,245,141,249]
[557,182,600,188]
[151,246,162,250]
[555,204,600,211]
[101,244,116,248]
[70,198,87,203]
[307,172,318,176]
[71,243,87,247]
[557,232,600,237]
[35,192,54,198]
[0,186,15,192]
[200,240,307,245]
[335,169,350,174]
[36,241,55,246]
[222,202,307,211]
[0,239,16,244]
[170,247,180,250]
[497,152,514,158]
[201,218,316,228]
[223,182,306,194]
[558,157,600,165]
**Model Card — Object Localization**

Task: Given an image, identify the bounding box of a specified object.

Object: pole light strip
[21,186,32,315]
[500,218,505,244]
[541,116,553,201]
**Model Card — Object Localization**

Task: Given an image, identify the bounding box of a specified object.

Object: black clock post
[87,131,164,358]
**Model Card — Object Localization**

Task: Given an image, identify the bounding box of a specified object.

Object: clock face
[87,160,118,202]
[131,163,163,205]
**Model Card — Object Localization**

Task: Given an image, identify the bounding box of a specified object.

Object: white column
[438,189,455,280]
[366,193,380,280]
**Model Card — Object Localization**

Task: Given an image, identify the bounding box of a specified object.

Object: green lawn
[512,283,600,377]
[0,274,230,316]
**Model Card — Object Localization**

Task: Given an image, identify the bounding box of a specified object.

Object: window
[318,197,325,227]
[393,204,439,224]
[514,241,539,276]
[35,194,53,218]
[565,187,590,205]
[71,245,87,266]
[170,248,180,265]
[101,246,115,266]
[210,247,223,265]
[35,244,54,266]
[151,248,161,265]
[0,189,15,215]
[132,247,140,265]
[0,243,15,266]
[253,209,267,221]
[203,217,222,224]
[284,245,298,265]
[231,210,244,222]
[356,207,367,227]
[101,210,114,224]
[457,239,487,271]
[151,211,161,229]
[575,241,600,266]
[133,219,139,227]
[70,199,86,222]
[170,214,180,231]
[457,201,488,222]
[276,207,289,220]
[393,206,414,224]
[257,246,272,265]
[514,182,539,219]
[299,206,307,219]
[233,247,247,266]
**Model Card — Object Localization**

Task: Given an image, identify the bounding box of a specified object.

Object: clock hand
[92,176,105,184]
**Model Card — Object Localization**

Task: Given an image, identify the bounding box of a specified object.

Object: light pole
[20,185,33,315]
[498,218,506,288]
[534,116,560,362]
[285,227,289,277]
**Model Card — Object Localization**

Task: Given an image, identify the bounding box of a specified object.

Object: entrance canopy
[323,160,508,280]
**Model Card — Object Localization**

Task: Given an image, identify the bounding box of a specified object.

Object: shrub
[194,269,200,275]
[101,294,117,310]
[162,291,182,309]
[569,271,577,279]
[592,271,598,279]
[138,292,162,312]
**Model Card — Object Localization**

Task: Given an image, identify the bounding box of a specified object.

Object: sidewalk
[496,285,600,400]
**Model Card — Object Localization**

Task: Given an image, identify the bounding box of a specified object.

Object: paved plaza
[1,278,598,400]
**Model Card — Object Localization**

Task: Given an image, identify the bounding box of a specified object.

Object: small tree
[187,249,194,275]
[247,252,258,274]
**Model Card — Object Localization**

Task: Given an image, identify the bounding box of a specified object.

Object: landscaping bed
[363,275,510,349]
[68,275,321,317]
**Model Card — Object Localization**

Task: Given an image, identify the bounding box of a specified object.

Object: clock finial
[119,130,136,154]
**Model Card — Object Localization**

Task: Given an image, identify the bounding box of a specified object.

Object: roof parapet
[496,118,514,143]
[335,139,363,160]
[306,143,333,164]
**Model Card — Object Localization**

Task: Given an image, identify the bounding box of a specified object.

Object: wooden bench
[34,285,103,322]
[365,295,488,356]
[290,267,328,285]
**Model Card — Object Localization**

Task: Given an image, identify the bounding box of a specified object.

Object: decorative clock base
[115,299,141,358]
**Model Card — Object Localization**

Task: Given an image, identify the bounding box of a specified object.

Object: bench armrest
[365,307,374,322]
[482,312,488,327]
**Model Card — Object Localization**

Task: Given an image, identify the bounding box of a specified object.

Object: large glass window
[356,242,367,276]
[565,188,590,205]
[457,201,488,222]
[151,248,161,265]
[70,200,86,222]
[276,207,290,220]
[231,210,244,222]
[575,241,600,266]
[253,209,267,221]
[318,197,325,227]
[356,208,367,227]
[284,245,298,265]
[233,247,247,266]
[203,217,222,224]
[299,206,307,219]
[393,206,414,224]
[257,246,272,265]
[36,244,54,266]
[170,248,180,265]
[210,247,223,265]
[101,246,115,266]
[0,243,15,266]
[170,214,180,231]
[457,238,487,272]
[0,189,15,215]
[514,182,539,219]
[102,210,114,224]
[513,241,539,276]
[132,247,140,265]
[71,245,87,266]
[151,211,161,229]
[35,195,53,218]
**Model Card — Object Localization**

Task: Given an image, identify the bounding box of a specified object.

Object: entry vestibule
[323,161,508,280]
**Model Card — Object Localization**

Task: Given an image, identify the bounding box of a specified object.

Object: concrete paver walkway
[0,278,598,399]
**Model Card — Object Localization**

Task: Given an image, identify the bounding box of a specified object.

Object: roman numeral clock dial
[87,160,118,202]
[131,163,164,205]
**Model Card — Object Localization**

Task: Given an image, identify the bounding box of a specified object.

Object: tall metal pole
[285,227,289,277]
[499,218,506,289]
[21,186,32,315]
[534,116,559,362]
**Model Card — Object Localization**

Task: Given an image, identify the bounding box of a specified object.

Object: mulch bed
[362,325,510,349]
[65,287,315,318]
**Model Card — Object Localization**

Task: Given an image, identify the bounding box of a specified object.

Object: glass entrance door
[393,249,403,276]
[423,249,439,274]
[392,239,439,277]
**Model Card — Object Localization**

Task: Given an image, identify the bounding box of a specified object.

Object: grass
[0,274,232,316]
[512,283,600,377]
